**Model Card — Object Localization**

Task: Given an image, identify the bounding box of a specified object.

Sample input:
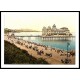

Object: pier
[15,35,75,40]
[42,36,74,40]
[42,24,74,40]
[15,35,41,37]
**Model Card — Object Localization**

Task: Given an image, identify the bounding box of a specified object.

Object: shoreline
[4,35,75,64]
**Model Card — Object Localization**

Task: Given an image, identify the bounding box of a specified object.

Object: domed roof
[47,26,51,29]
[42,26,46,29]
[52,24,56,28]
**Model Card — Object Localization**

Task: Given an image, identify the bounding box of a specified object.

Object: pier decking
[15,35,41,37]
[42,36,74,40]
[15,35,74,40]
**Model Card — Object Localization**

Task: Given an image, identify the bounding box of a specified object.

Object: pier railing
[15,35,41,37]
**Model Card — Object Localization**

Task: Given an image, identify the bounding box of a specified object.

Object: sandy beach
[4,35,75,64]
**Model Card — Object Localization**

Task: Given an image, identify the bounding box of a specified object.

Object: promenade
[4,35,75,64]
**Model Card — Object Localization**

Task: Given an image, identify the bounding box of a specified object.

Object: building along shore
[42,24,73,40]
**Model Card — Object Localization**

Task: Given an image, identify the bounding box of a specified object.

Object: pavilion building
[42,24,72,40]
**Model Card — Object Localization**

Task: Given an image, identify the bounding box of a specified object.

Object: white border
[1,12,79,68]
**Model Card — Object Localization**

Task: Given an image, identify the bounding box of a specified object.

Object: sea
[14,32,75,51]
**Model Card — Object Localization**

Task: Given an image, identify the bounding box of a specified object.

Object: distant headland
[4,28,41,33]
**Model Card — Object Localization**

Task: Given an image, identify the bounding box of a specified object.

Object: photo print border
[0,11,80,69]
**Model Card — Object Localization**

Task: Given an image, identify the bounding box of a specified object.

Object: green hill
[4,41,48,64]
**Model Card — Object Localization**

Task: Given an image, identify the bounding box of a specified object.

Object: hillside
[4,40,48,64]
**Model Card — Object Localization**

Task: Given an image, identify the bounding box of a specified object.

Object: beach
[4,34,75,64]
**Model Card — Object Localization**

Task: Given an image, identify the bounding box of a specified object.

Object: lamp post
[66,42,70,63]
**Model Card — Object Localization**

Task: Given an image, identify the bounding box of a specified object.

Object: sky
[2,12,79,34]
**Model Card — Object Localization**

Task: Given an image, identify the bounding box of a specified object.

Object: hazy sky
[2,12,78,33]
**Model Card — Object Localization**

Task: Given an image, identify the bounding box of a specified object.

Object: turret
[52,24,56,28]
[42,26,47,36]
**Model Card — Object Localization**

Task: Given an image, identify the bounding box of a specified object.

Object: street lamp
[66,42,70,63]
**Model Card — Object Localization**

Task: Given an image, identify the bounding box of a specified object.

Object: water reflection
[15,32,75,51]
[22,37,75,51]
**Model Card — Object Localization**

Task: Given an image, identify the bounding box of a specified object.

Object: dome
[42,26,46,30]
[52,24,56,28]
[47,26,51,29]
